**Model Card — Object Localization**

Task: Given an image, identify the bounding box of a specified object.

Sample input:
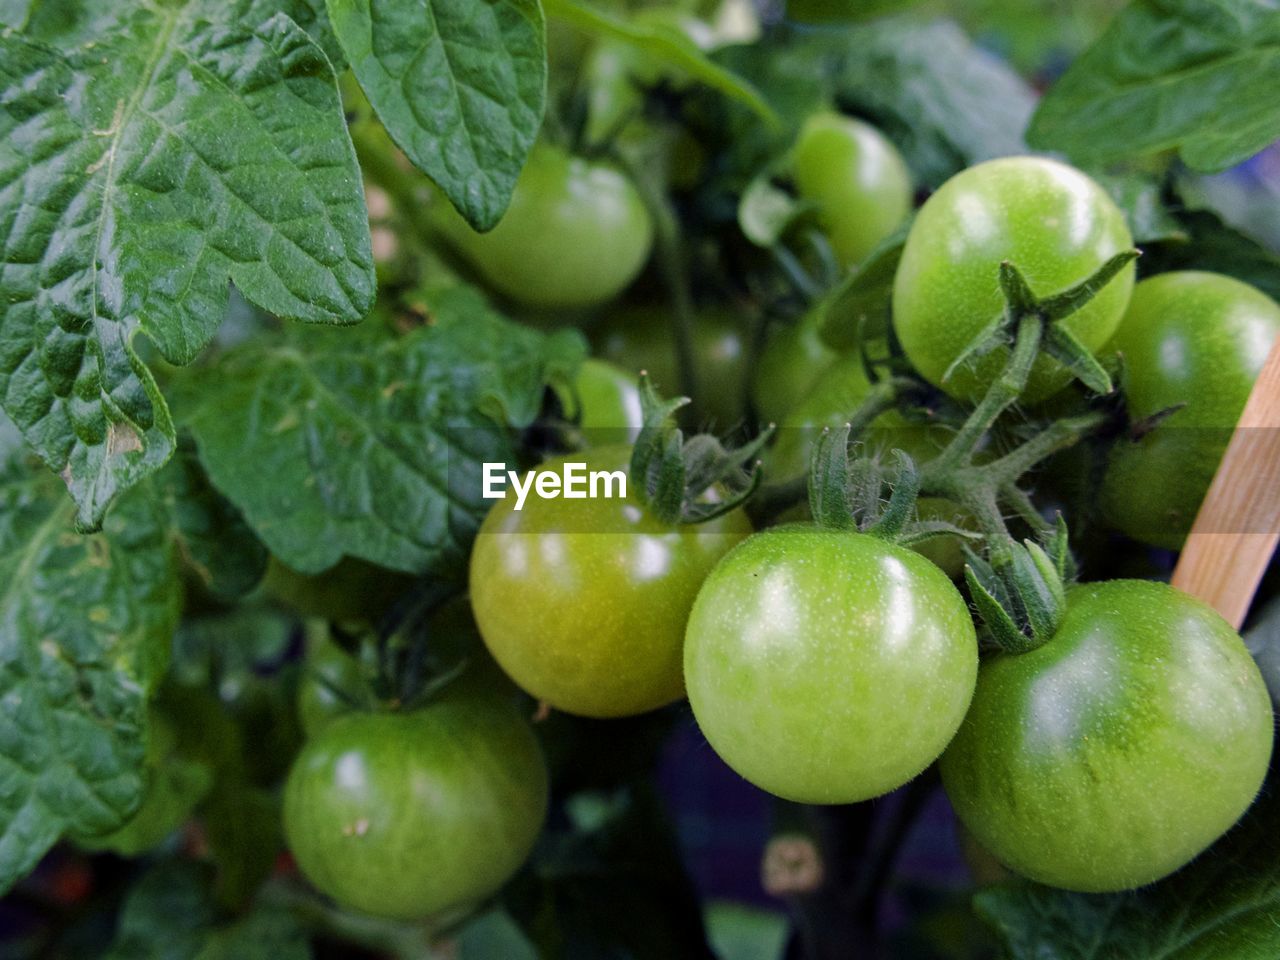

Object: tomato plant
[940,580,1273,892]
[893,156,1135,403]
[1101,271,1280,548]
[3,2,1278,958]
[284,689,548,920]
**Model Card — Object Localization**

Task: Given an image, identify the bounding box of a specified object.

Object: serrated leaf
[1029,0,1280,172]
[25,0,344,66]
[833,18,1035,188]
[1142,208,1280,303]
[180,287,584,575]
[78,714,214,857]
[0,426,182,894]
[328,0,546,232]
[0,1,375,531]
[544,0,778,126]
[975,774,1280,959]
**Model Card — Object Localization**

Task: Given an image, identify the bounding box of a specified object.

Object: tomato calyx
[942,253,1139,397]
[963,519,1075,655]
[630,373,773,524]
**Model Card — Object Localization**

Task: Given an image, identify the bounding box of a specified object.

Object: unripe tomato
[433,144,654,310]
[283,691,547,920]
[296,637,368,738]
[469,447,751,717]
[1100,272,1280,549]
[941,580,1273,892]
[792,112,913,268]
[751,309,839,426]
[590,304,749,428]
[892,156,1134,403]
[570,358,644,443]
[684,525,978,803]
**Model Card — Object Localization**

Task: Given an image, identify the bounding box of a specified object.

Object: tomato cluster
[282,99,1278,923]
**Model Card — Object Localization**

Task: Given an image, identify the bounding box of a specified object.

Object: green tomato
[792,112,913,268]
[571,358,643,442]
[684,525,977,803]
[283,692,548,921]
[590,304,749,428]
[940,580,1273,892]
[434,143,654,310]
[1100,272,1280,549]
[469,446,751,718]
[751,309,839,425]
[297,638,369,738]
[892,156,1134,403]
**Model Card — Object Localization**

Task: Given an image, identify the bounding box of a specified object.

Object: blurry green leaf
[833,19,1036,187]
[516,786,716,960]
[816,223,909,351]
[1091,171,1186,245]
[180,287,585,575]
[1029,0,1280,171]
[704,902,788,960]
[976,771,1280,958]
[104,860,311,960]
[544,0,779,126]
[1245,595,1280,709]
[1140,209,1280,303]
[328,0,546,231]
[458,907,539,960]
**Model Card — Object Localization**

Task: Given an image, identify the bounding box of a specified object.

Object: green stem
[751,378,906,525]
[931,313,1042,473]
[1001,482,1053,539]
[619,154,700,405]
[350,120,438,249]
[981,412,1106,487]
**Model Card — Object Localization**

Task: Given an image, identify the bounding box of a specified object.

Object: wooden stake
[1172,337,1280,628]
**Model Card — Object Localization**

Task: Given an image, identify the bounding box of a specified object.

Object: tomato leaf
[815,224,909,352]
[975,773,1280,959]
[1029,0,1280,172]
[179,288,585,576]
[328,0,547,232]
[831,19,1036,188]
[0,414,182,895]
[543,0,779,127]
[104,860,310,960]
[0,1,375,532]
[1140,208,1280,303]
[155,438,268,601]
[1090,171,1186,246]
